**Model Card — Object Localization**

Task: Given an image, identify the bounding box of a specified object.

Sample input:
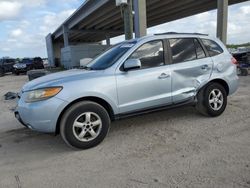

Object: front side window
[129,40,164,69]
[169,38,197,63]
[201,39,223,56]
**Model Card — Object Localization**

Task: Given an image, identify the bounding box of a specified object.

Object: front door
[116,40,172,114]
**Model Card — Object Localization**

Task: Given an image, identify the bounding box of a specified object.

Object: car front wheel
[196,83,227,117]
[60,101,110,149]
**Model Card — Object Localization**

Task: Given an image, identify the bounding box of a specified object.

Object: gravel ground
[0,74,249,188]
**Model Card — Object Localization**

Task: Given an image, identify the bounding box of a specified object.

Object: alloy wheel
[208,89,224,111]
[72,112,102,142]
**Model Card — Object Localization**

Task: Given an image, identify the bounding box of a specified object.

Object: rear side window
[201,39,223,56]
[194,39,206,59]
[169,38,206,63]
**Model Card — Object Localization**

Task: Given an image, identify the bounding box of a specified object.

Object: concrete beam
[63,25,69,47]
[133,0,147,38]
[53,0,110,39]
[217,0,228,44]
[69,29,123,34]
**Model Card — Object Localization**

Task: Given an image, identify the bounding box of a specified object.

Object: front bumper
[15,95,69,133]
[13,68,27,73]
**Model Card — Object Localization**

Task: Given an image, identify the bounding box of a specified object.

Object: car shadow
[0,127,72,153]
[110,106,203,133]
[0,106,204,156]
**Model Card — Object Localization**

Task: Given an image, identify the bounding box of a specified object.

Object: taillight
[231,57,238,65]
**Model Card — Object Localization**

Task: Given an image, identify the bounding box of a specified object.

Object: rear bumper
[15,96,69,133]
[228,74,239,96]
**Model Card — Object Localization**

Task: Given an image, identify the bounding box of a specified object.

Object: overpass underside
[46,0,249,67]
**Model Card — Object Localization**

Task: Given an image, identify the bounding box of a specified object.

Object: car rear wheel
[196,83,227,117]
[60,101,110,149]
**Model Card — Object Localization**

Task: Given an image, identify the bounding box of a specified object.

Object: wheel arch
[55,96,115,135]
[200,78,229,96]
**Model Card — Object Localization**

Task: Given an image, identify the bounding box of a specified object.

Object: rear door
[168,38,213,103]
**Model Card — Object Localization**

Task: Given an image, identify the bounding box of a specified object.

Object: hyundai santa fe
[15,33,239,149]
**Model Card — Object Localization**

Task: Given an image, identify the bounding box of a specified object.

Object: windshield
[21,59,32,64]
[87,41,136,70]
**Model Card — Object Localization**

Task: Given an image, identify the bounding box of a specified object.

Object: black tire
[241,68,248,76]
[196,83,227,117]
[60,101,110,149]
[0,68,4,77]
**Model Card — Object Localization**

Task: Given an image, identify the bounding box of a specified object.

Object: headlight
[25,87,62,103]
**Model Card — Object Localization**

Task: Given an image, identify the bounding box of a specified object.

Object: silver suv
[15,33,239,149]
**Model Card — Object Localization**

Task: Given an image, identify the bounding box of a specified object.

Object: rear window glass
[194,39,206,59]
[201,39,223,56]
[169,38,197,63]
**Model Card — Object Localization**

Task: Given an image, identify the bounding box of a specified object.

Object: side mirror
[124,59,141,71]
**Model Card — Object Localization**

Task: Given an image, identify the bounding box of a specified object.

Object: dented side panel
[210,53,239,95]
[170,57,213,103]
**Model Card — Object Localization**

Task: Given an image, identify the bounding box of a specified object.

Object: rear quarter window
[201,39,223,57]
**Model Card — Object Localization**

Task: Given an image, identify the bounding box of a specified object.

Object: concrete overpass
[46,0,249,67]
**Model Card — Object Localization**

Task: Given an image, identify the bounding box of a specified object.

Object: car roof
[154,32,208,36]
[135,32,214,42]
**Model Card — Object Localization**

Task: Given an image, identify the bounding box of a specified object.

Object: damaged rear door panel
[168,38,213,103]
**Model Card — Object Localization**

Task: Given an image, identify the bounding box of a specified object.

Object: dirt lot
[0,74,249,188]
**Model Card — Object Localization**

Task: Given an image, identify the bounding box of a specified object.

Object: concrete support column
[217,0,228,44]
[122,0,133,40]
[133,0,147,38]
[45,33,55,67]
[63,25,69,47]
[106,34,111,46]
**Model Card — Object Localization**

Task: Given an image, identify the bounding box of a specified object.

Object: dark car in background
[233,51,250,76]
[0,58,15,77]
[33,57,45,69]
[13,57,44,75]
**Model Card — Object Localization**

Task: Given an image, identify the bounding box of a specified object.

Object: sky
[0,0,250,58]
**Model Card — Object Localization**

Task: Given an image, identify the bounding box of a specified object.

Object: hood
[22,69,100,91]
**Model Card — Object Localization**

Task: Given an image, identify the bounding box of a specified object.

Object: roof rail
[154,32,208,36]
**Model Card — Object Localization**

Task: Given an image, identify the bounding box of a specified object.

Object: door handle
[201,64,209,70]
[158,73,170,79]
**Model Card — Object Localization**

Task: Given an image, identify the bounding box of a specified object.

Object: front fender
[56,78,119,114]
